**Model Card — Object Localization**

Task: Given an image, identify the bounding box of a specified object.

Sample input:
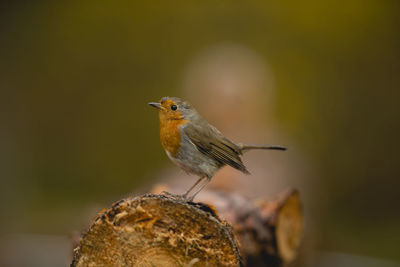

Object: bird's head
[148,97,196,122]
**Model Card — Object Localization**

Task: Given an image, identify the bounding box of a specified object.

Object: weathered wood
[71,194,242,267]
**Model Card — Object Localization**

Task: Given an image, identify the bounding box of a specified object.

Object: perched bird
[149,96,286,201]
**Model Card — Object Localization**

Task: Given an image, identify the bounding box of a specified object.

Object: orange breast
[159,117,188,156]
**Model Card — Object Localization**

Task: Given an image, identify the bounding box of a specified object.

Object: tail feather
[238,143,287,153]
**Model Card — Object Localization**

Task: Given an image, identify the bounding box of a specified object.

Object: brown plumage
[149,96,286,201]
[182,120,250,174]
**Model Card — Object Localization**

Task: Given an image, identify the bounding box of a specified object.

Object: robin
[149,96,286,201]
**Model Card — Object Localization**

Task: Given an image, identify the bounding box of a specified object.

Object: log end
[71,193,241,267]
[275,189,304,262]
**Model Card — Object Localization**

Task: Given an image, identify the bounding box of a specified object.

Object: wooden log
[207,189,303,266]
[71,188,303,266]
[71,194,242,266]
[157,188,304,266]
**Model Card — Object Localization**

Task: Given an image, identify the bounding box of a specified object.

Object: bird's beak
[148,102,162,110]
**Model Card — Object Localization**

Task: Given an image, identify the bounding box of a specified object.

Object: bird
[149,96,286,201]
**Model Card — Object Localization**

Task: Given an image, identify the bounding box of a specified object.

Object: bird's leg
[187,178,210,202]
[182,176,205,199]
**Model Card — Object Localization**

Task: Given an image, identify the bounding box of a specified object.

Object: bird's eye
[170,104,177,111]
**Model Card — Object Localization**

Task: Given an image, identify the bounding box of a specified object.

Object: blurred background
[0,1,399,266]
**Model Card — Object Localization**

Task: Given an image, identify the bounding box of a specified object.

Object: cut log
[71,194,242,267]
[71,188,303,267]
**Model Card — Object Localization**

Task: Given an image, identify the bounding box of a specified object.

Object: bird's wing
[183,122,250,174]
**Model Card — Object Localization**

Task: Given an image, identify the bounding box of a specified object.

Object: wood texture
[71,194,241,267]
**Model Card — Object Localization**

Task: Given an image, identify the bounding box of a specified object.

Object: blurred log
[207,189,303,266]
[72,188,303,267]
[71,194,242,266]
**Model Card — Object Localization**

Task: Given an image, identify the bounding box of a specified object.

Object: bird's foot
[181,194,195,202]
[161,191,189,201]
[186,196,195,202]
[181,192,197,202]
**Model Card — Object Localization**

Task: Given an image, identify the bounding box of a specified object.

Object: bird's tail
[237,143,287,153]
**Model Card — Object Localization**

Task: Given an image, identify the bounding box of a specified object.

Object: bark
[194,188,304,266]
